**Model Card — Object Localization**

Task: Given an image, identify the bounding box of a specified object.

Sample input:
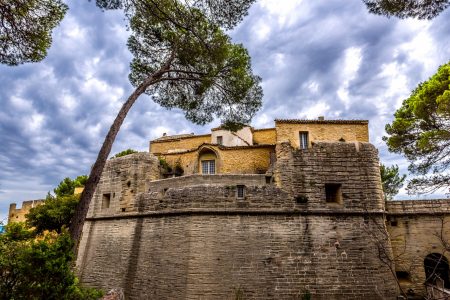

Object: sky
[1,0,450,222]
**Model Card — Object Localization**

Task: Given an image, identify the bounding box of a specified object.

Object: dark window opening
[121,208,126,212]
[237,185,245,199]
[325,184,342,204]
[299,131,309,149]
[217,136,223,145]
[102,193,111,209]
[127,181,131,187]
[424,253,450,288]
[396,271,410,281]
[265,176,272,184]
[390,220,398,227]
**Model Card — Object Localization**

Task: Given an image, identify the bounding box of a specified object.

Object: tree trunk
[69,65,170,255]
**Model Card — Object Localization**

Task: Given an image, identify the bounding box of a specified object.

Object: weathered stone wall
[78,213,398,299]
[86,152,159,217]
[252,128,276,145]
[8,200,44,223]
[77,142,399,299]
[386,200,450,296]
[275,121,369,148]
[159,145,274,176]
[150,134,211,154]
[274,141,384,211]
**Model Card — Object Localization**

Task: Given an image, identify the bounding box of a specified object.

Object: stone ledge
[86,208,386,220]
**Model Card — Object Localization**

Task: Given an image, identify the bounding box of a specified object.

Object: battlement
[8,199,44,223]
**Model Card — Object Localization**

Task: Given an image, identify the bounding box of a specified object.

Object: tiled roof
[151,133,210,143]
[275,119,368,124]
[152,143,275,155]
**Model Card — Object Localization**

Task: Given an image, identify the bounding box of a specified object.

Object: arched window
[198,147,218,175]
[424,253,450,288]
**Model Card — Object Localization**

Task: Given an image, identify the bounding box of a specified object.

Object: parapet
[8,199,44,223]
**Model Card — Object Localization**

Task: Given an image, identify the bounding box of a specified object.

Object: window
[217,136,223,145]
[201,160,215,174]
[237,185,245,199]
[299,132,308,149]
[325,184,342,204]
[102,193,111,209]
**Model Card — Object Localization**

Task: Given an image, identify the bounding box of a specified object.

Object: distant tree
[54,175,88,197]
[0,224,102,299]
[112,148,138,158]
[363,0,450,20]
[26,193,80,233]
[69,0,261,252]
[380,164,406,200]
[384,61,450,194]
[0,0,68,65]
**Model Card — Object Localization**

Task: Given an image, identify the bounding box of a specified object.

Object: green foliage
[112,148,138,158]
[95,0,256,30]
[384,61,450,193]
[380,164,406,200]
[127,0,262,129]
[26,194,80,233]
[0,0,68,65]
[363,0,450,20]
[0,224,102,299]
[54,175,88,197]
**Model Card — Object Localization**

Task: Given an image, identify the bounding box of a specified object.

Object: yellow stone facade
[149,118,369,176]
[275,120,369,148]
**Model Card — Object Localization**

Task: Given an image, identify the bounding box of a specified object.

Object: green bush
[0,223,102,299]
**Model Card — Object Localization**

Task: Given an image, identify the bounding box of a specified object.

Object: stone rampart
[76,143,399,299]
[274,141,384,211]
[386,199,450,296]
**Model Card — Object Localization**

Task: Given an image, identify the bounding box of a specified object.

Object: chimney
[163,133,167,136]
[318,116,325,121]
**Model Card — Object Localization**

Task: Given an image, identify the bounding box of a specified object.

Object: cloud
[1,0,450,220]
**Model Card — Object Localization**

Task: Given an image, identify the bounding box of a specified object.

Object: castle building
[12,117,448,299]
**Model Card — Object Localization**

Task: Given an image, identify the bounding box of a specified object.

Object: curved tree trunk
[69,63,171,255]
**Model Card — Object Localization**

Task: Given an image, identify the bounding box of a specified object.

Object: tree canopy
[112,148,138,158]
[0,223,102,299]
[54,175,88,197]
[70,0,261,250]
[26,193,80,234]
[0,0,67,65]
[363,0,450,20]
[384,61,450,193]
[380,164,406,200]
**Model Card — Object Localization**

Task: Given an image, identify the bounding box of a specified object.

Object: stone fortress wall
[8,118,450,299]
[76,141,400,299]
[386,200,450,295]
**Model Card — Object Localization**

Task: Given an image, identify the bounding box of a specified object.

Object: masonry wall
[8,200,44,223]
[274,141,384,211]
[87,153,159,216]
[77,142,399,299]
[386,200,450,296]
[77,185,398,299]
[159,145,274,176]
[150,134,211,154]
[275,122,369,148]
[252,128,276,145]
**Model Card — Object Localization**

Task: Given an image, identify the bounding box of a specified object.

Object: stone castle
[9,118,450,299]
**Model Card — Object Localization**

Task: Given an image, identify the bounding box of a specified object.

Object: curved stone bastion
[76,143,399,299]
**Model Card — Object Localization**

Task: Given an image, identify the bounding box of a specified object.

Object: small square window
[299,132,308,149]
[217,136,223,145]
[102,193,111,209]
[237,185,245,199]
[325,184,342,204]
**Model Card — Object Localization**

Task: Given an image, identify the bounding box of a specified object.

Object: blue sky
[1,0,450,222]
